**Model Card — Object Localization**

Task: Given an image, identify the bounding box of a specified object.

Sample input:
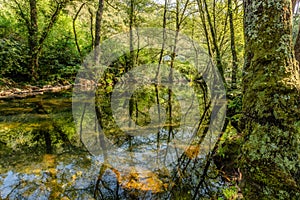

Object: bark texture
[29,0,39,80]
[240,0,300,199]
[95,0,104,48]
[228,0,238,89]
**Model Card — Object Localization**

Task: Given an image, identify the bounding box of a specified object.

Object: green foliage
[0,7,29,80]
[222,186,238,200]
[37,13,81,83]
[0,0,245,87]
[0,38,29,81]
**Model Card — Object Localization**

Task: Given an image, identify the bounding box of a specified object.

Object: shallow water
[0,88,228,199]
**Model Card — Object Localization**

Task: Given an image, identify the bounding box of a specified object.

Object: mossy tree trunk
[240,0,300,199]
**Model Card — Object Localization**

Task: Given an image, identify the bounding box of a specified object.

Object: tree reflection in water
[88,75,226,199]
[0,76,227,199]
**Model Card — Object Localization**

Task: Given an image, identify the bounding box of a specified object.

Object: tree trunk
[94,0,104,48]
[94,0,104,64]
[196,0,213,57]
[240,0,300,198]
[73,3,86,60]
[17,0,67,81]
[29,0,39,80]
[202,0,225,82]
[129,0,135,70]
[295,27,300,63]
[292,0,297,11]
[88,8,95,50]
[293,1,300,64]
[228,0,238,89]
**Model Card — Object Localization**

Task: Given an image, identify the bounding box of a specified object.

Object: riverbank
[0,84,73,99]
[0,77,75,99]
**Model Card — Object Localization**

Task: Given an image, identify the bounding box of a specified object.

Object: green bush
[0,38,30,81]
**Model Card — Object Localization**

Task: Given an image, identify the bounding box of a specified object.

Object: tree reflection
[91,53,225,199]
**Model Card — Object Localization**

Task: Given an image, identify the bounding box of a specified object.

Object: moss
[240,0,300,198]
[240,164,300,199]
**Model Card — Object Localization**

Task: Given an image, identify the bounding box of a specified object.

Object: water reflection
[92,81,215,198]
[0,73,227,199]
[71,58,227,199]
[0,87,227,199]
